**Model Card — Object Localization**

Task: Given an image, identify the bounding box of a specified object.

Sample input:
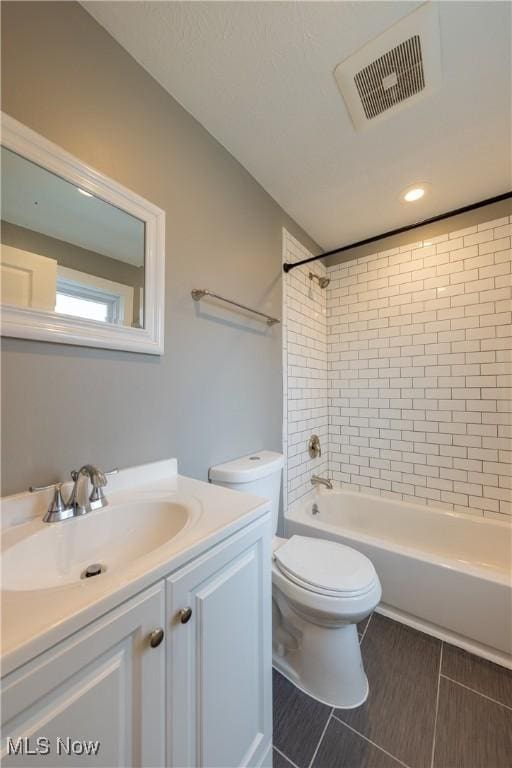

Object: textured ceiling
[83,1,511,250]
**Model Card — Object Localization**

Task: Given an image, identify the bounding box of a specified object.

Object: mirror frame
[1,113,165,354]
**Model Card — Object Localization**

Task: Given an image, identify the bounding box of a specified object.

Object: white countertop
[0,460,270,676]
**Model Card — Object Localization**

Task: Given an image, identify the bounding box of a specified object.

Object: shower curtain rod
[282,191,512,273]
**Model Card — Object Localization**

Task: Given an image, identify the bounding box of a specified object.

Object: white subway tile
[479,236,511,255]
[464,230,494,247]
[478,217,509,231]
[480,262,511,279]
[285,220,512,517]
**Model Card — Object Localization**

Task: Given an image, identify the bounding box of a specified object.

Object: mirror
[0,113,165,354]
[1,147,145,328]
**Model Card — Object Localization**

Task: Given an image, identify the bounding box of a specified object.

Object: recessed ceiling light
[400,183,430,203]
[404,187,425,202]
[77,187,93,197]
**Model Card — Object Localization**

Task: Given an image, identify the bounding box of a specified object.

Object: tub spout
[311,475,333,490]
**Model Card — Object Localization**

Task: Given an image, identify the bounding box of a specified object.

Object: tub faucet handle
[308,434,321,458]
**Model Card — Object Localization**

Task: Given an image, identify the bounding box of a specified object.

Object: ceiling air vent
[354,35,425,120]
[334,3,441,131]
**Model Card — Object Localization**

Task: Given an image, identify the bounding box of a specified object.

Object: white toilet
[209,450,381,709]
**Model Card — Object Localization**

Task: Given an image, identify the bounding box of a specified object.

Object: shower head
[309,272,330,289]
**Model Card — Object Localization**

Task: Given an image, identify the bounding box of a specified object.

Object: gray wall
[0,1,318,495]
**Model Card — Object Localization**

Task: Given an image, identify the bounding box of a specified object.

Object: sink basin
[1,501,191,591]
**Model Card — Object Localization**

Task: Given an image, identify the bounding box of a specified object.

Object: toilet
[209,450,381,709]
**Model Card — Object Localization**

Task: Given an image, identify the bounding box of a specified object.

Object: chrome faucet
[30,465,118,523]
[69,465,111,515]
[311,475,333,490]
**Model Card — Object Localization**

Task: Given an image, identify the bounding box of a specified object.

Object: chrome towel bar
[191,289,280,326]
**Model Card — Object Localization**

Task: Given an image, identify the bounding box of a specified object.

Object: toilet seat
[274,535,378,598]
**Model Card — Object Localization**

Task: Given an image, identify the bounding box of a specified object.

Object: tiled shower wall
[326,215,511,519]
[282,231,328,508]
[283,215,512,519]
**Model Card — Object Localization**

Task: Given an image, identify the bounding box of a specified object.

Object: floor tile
[335,614,441,768]
[273,748,297,768]
[442,643,512,707]
[433,676,512,768]
[273,669,331,768]
[312,717,404,768]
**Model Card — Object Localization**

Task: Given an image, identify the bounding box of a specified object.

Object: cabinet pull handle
[178,607,193,624]
[149,628,165,648]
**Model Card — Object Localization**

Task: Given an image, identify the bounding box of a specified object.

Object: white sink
[1,500,191,591]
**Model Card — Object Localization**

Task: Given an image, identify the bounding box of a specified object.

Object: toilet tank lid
[209,451,284,483]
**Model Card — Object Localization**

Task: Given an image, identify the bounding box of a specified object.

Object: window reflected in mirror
[0,146,145,327]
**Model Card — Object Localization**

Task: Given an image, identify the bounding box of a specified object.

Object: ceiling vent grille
[334,4,441,131]
[354,35,425,120]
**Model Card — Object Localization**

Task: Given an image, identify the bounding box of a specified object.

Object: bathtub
[286,489,512,668]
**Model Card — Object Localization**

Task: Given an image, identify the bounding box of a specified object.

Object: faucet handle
[88,484,108,510]
[30,483,74,523]
[308,434,321,458]
[30,481,62,493]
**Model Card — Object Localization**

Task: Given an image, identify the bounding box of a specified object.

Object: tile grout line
[331,715,413,768]
[273,745,301,768]
[430,641,443,768]
[440,673,512,711]
[307,708,334,768]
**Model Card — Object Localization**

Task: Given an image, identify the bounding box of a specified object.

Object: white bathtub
[286,490,512,668]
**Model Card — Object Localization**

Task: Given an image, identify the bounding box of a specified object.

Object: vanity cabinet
[168,517,272,768]
[1,583,166,768]
[1,514,272,768]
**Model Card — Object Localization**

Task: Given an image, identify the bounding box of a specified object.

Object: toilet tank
[209,451,283,536]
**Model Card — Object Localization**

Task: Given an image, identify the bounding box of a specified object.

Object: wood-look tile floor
[273,614,512,768]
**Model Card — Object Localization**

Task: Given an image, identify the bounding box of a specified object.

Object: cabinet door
[1,583,165,768]
[167,516,272,768]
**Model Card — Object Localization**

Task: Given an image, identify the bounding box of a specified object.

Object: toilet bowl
[209,451,381,709]
[272,535,381,707]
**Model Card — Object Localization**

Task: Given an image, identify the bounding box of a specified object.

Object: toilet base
[273,592,370,709]
[272,661,369,710]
